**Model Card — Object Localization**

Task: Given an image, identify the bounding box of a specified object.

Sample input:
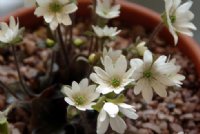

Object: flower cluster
[0,0,195,133]
[57,0,187,133]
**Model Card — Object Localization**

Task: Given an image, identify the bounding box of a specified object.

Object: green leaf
[92,96,106,112]
[0,121,9,134]
[106,94,125,104]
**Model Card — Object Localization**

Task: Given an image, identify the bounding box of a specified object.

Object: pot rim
[1,0,200,77]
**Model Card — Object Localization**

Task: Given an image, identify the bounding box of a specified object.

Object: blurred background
[0,0,199,43]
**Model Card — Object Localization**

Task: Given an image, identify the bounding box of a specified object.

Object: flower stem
[47,51,56,85]
[92,0,97,24]
[0,81,21,100]
[88,36,94,56]
[146,22,164,45]
[57,25,69,66]
[11,45,34,97]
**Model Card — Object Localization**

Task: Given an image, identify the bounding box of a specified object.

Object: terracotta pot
[1,0,200,76]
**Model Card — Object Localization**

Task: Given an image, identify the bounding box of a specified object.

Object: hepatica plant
[0,0,196,133]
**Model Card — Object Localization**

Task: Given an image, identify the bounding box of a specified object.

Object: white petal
[118,103,138,120]
[130,58,143,70]
[123,68,135,79]
[44,13,54,23]
[96,86,113,94]
[61,86,72,97]
[63,3,78,14]
[34,7,47,17]
[58,14,72,26]
[154,56,167,66]
[64,97,75,105]
[94,67,109,81]
[142,82,153,103]
[115,55,127,75]
[76,106,86,111]
[104,56,114,75]
[110,116,127,134]
[103,102,119,118]
[176,28,194,37]
[143,50,153,68]
[72,81,80,91]
[90,73,106,85]
[89,92,100,101]
[175,22,197,30]
[99,109,107,122]
[83,103,96,110]
[0,23,9,32]
[176,1,193,13]
[9,16,16,29]
[50,20,58,30]
[113,87,125,94]
[79,78,89,89]
[134,78,146,95]
[155,74,174,86]
[97,110,109,134]
[151,79,167,97]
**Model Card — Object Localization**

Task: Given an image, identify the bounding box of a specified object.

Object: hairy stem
[0,81,21,100]
[11,45,34,97]
[146,22,164,45]
[47,51,56,86]
[57,25,69,66]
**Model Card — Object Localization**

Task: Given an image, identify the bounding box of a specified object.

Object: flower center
[49,2,63,13]
[170,15,176,23]
[73,95,86,106]
[143,70,152,78]
[111,77,121,88]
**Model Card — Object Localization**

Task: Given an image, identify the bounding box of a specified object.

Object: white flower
[164,0,197,45]
[90,55,134,94]
[97,102,138,134]
[96,0,120,19]
[0,16,23,46]
[135,41,148,56]
[92,25,121,38]
[101,47,122,65]
[34,0,78,30]
[62,78,100,111]
[130,50,185,102]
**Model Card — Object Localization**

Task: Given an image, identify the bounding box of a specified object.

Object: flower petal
[134,78,146,95]
[103,102,119,118]
[115,55,127,75]
[79,78,89,89]
[110,115,127,134]
[64,97,75,105]
[72,81,80,91]
[97,110,109,134]
[151,79,167,97]
[118,103,138,120]
[142,82,153,103]
[63,3,78,14]
[96,86,113,94]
